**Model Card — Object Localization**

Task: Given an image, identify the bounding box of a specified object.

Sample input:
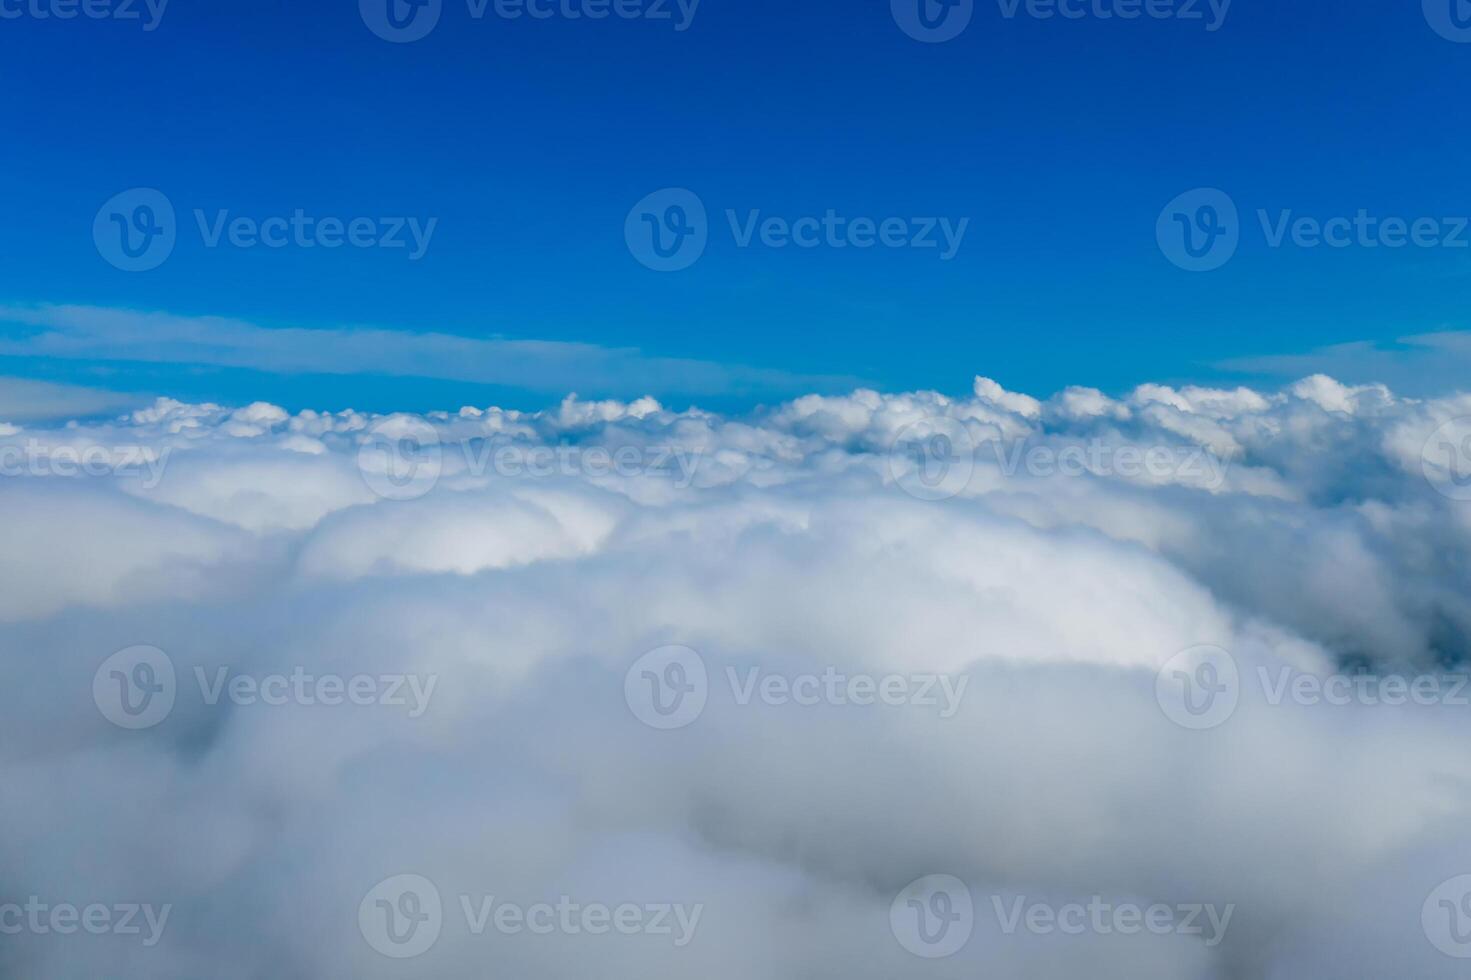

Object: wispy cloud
[0,375,149,423]
[1218,330,1471,397]
[0,303,865,400]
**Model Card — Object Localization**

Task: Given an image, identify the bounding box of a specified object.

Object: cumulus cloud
[4,374,1471,978]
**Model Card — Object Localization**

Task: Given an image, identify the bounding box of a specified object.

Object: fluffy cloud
[3,374,1471,978]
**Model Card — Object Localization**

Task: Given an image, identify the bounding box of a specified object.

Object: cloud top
[4,373,1471,978]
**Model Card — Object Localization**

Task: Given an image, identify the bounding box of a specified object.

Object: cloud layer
[4,373,1471,978]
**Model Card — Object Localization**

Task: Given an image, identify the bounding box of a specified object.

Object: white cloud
[0,303,864,399]
[0,375,148,424]
[4,374,1471,977]
[1219,329,1471,397]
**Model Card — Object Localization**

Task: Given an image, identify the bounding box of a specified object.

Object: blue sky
[2,0,1470,414]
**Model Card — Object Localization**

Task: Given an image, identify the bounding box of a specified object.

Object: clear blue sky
[2,0,1470,413]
